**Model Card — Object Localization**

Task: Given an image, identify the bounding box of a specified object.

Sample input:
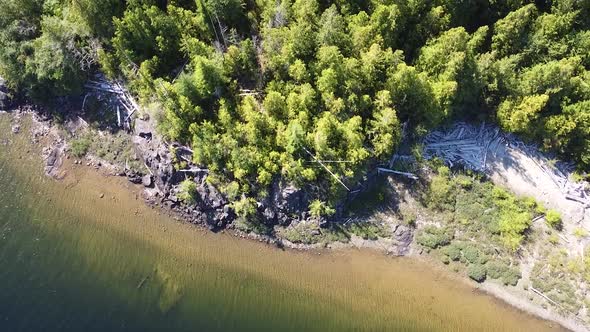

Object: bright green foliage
[497,94,549,133]
[309,199,335,218]
[232,196,257,219]
[545,210,562,229]
[3,1,590,224]
[427,166,456,211]
[178,179,198,204]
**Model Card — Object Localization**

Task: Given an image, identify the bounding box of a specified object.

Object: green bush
[309,200,335,218]
[427,173,456,211]
[467,264,487,282]
[462,245,481,264]
[401,209,417,226]
[347,222,388,240]
[501,267,521,286]
[177,179,198,204]
[545,210,562,229]
[443,243,462,261]
[486,261,506,279]
[485,261,521,286]
[70,137,91,158]
[416,226,453,249]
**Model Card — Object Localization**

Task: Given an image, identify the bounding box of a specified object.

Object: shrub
[574,227,588,238]
[462,245,481,264]
[309,200,335,217]
[486,261,521,285]
[347,222,387,240]
[486,261,506,279]
[177,179,198,204]
[545,210,562,229]
[443,243,462,261]
[401,209,417,226]
[455,175,473,189]
[427,172,456,211]
[232,196,257,219]
[467,264,487,282]
[70,137,91,157]
[416,226,453,249]
[501,267,521,286]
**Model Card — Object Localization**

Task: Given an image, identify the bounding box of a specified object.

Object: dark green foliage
[443,243,462,261]
[70,136,91,157]
[416,226,453,249]
[467,263,487,282]
[486,261,522,286]
[462,245,482,264]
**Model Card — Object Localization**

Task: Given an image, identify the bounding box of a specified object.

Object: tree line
[1,0,589,216]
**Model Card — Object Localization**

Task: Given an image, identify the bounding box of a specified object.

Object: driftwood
[117,105,121,127]
[423,122,590,209]
[377,167,419,180]
[177,167,209,173]
[85,77,139,130]
[137,276,149,289]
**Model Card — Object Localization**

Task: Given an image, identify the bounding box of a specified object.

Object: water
[0,114,564,331]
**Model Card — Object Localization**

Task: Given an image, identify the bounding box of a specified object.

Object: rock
[99,193,104,198]
[126,172,142,184]
[142,174,153,187]
[11,124,20,134]
[46,149,59,167]
[196,183,227,209]
[262,207,276,221]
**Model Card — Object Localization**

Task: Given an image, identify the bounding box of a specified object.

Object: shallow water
[0,114,564,331]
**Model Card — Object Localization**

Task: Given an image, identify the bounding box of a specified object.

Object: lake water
[0,114,564,331]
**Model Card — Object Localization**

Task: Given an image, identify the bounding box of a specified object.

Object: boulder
[142,174,153,187]
[46,148,59,167]
[196,183,227,209]
[126,172,142,184]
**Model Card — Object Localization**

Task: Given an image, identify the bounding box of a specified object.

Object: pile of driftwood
[423,122,504,172]
[83,75,139,130]
[423,122,590,210]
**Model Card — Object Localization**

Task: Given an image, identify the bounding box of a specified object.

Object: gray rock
[11,124,20,134]
[196,183,227,209]
[46,149,59,167]
[142,174,153,187]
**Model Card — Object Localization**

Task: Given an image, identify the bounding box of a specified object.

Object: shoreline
[3,108,586,332]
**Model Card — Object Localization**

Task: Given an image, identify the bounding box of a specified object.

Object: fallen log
[377,168,419,180]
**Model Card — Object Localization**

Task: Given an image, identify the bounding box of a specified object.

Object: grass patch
[70,136,91,157]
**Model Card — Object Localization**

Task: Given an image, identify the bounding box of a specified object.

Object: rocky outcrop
[388,224,414,256]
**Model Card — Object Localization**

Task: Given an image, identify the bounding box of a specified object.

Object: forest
[1,0,589,217]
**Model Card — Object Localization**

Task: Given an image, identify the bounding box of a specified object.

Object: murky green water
[0,114,564,331]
